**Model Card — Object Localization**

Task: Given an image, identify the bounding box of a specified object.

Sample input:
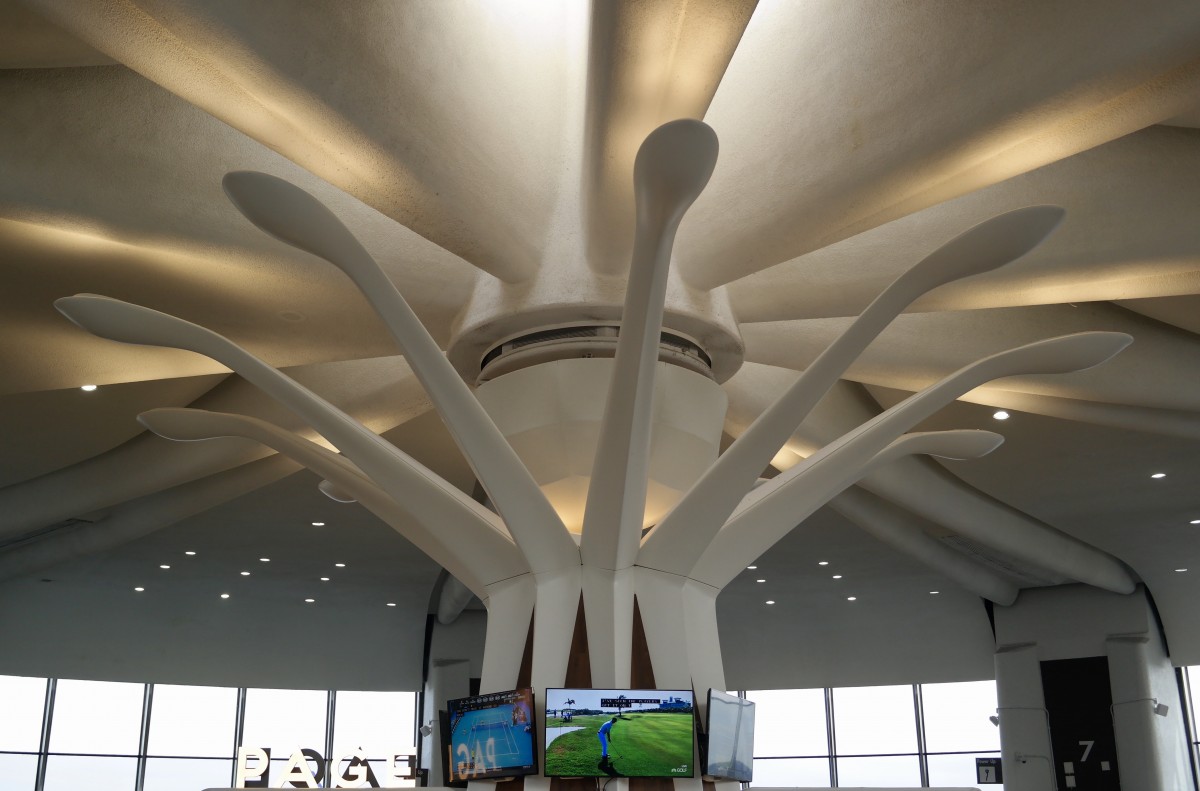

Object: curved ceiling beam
[26,0,591,282]
[0,373,225,489]
[0,455,298,583]
[864,454,1134,593]
[581,120,718,571]
[138,408,523,596]
[645,207,1063,564]
[54,294,530,569]
[435,575,477,626]
[679,0,1200,289]
[827,487,1020,606]
[0,360,425,538]
[689,430,1003,589]
[726,127,1200,324]
[318,479,358,504]
[642,331,1131,577]
[223,172,577,572]
[583,0,757,275]
[742,302,1200,412]
[731,375,1137,594]
[952,390,1200,442]
[1116,294,1200,335]
[0,419,266,542]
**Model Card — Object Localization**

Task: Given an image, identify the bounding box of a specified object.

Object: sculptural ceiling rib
[1,0,1200,688]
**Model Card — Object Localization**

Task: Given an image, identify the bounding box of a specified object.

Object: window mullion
[231,687,247,788]
[825,687,837,787]
[912,684,928,787]
[135,683,154,791]
[34,677,56,791]
[325,690,336,788]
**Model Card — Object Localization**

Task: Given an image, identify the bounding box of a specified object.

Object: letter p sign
[237,747,271,788]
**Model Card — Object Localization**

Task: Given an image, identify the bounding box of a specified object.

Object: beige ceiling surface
[681,0,1200,289]
[727,126,1200,323]
[0,2,114,68]
[1,0,1199,688]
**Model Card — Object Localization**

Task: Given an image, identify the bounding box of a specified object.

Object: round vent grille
[479,325,713,382]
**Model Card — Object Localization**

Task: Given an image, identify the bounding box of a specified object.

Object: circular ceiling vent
[478,324,713,383]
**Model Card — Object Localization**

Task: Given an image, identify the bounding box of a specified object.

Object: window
[143,757,234,791]
[0,753,39,790]
[147,684,238,758]
[332,690,417,760]
[835,754,921,786]
[752,757,831,787]
[830,684,917,755]
[242,687,328,753]
[748,680,1002,787]
[921,680,1000,753]
[43,755,139,791]
[332,690,418,786]
[0,674,417,791]
[746,688,827,757]
[48,679,143,756]
[927,752,1004,787]
[0,675,47,751]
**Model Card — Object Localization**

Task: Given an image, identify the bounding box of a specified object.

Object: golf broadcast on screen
[543,688,694,778]
[446,688,537,781]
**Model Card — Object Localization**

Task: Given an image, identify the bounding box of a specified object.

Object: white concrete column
[1107,633,1192,789]
[994,644,1055,791]
[994,584,1191,791]
[421,659,472,785]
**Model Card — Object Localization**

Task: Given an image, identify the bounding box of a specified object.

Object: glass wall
[0,674,417,791]
[749,680,1001,788]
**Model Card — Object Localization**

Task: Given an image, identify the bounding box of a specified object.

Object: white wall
[0,568,435,690]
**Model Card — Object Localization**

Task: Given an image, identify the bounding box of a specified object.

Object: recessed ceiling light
[312,521,325,526]
[1151,472,1166,479]
[817,561,829,566]
[304,598,315,603]
[80,384,97,392]
[765,600,775,605]
[992,410,1010,420]
[185,551,196,556]
[756,579,766,583]
[159,564,170,569]
[240,571,250,576]
[747,565,757,570]
[220,593,230,599]
[930,591,940,595]
[832,575,843,580]
[847,596,857,601]
[1176,568,1188,573]
[1192,520,1200,525]
[259,558,270,562]
[134,587,144,592]
[386,602,397,607]
[334,563,346,568]
[320,577,330,582]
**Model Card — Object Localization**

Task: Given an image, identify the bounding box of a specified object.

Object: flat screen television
[445,688,538,782]
[702,689,754,782]
[543,688,695,778]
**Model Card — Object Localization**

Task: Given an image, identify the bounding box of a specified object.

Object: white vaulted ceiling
[1,0,1200,690]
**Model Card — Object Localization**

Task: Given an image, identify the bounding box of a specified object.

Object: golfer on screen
[598,715,618,762]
